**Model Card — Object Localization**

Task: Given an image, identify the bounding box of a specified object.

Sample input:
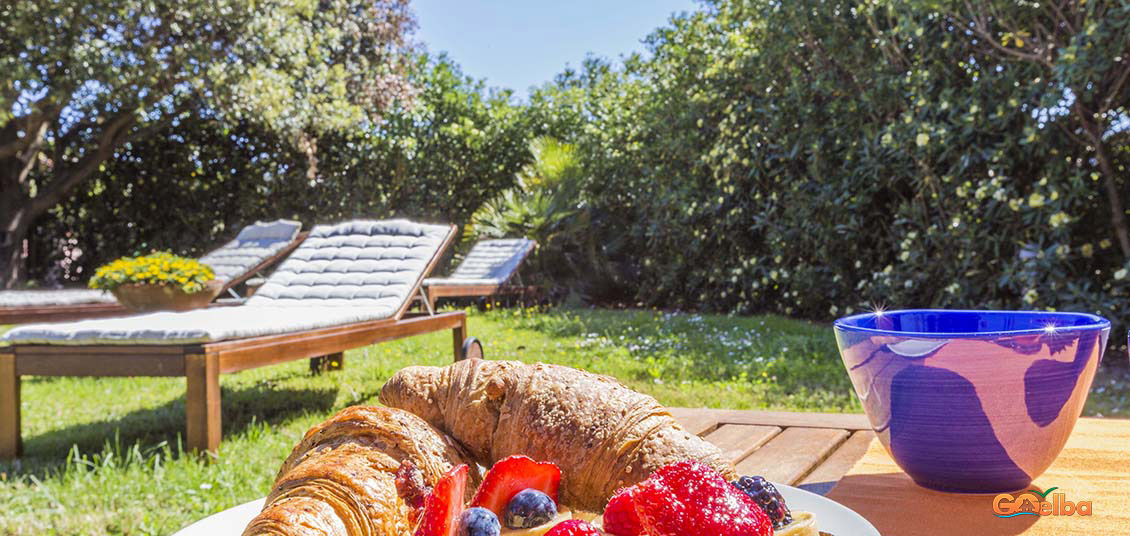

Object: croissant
[242,405,478,536]
[379,359,737,511]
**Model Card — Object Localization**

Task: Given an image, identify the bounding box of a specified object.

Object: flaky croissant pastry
[242,406,477,536]
[379,359,736,511]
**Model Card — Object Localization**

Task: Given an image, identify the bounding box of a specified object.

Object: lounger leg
[0,353,20,460]
[309,353,344,374]
[453,319,467,361]
[185,353,221,455]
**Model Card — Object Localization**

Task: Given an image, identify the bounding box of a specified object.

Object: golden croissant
[379,359,736,511]
[242,405,477,536]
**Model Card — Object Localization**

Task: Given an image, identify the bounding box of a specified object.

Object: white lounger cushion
[424,238,534,286]
[3,219,452,345]
[1,306,391,344]
[198,219,302,282]
[247,220,451,308]
[0,289,115,307]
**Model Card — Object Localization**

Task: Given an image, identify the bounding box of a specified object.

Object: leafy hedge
[27,55,533,283]
[22,0,1130,352]
[531,0,1130,341]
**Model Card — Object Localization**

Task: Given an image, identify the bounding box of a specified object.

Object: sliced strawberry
[414,464,468,536]
[543,519,603,536]
[470,455,562,516]
[602,486,645,536]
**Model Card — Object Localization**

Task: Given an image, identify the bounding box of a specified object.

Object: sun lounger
[0,219,480,458]
[0,219,305,324]
[422,238,538,310]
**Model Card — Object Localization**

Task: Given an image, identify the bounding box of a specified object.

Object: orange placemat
[825,418,1130,535]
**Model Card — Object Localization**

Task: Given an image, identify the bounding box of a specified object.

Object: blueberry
[504,488,557,529]
[731,475,793,529]
[458,507,501,536]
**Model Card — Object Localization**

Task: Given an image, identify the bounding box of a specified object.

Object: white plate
[173,483,879,535]
[779,483,880,535]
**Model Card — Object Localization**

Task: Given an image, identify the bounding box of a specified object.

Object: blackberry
[731,475,793,529]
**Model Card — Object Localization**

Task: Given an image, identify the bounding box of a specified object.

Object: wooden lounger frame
[0,225,470,459]
[422,241,539,311]
[0,301,128,325]
[424,283,542,311]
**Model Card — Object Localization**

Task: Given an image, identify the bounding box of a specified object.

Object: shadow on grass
[8,381,337,475]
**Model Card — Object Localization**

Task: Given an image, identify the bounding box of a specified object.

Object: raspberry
[731,475,793,529]
[602,487,644,536]
[635,461,772,536]
[543,520,602,536]
[633,479,689,536]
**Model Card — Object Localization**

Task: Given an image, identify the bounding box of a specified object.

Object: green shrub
[470,137,624,298]
[532,0,1130,343]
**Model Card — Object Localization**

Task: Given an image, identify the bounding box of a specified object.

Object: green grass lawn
[0,307,1125,534]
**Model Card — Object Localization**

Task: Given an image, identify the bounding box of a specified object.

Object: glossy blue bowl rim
[833,309,1110,338]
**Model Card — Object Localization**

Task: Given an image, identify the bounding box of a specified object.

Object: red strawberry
[602,487,644,536]
[414,464,468,536]
[634,461,772,536]
[470,455,561,516]
[543,519,603,536]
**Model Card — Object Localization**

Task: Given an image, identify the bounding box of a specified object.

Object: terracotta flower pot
[111,280,224,312]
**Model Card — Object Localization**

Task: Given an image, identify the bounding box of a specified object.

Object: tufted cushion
[424,238,535,286]
[3,219,454,345]
[1,306,390,345]
[247,219,453,309]
[0,289,116,307]
[198,219,302,283]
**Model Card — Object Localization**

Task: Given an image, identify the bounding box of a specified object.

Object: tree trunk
[0,194,32,289]
[1092,141,1130,260]
[1077,106,1130,260]
[0,110,142,288]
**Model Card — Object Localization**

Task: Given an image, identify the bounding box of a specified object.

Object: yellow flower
[1048,212,1070,228]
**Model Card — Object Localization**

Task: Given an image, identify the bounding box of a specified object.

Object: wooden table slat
[797,429,875,494]
[671,408,720,436]
[733,427,850,485]
[704,424,782,464]
[668,407,871,431]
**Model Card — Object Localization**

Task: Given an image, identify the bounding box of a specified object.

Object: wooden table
[672,408,1130,535]
[669,407,875,495]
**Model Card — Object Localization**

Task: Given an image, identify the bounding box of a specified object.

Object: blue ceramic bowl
[834,309,1110,493]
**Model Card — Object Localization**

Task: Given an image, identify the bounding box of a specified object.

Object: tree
[28,53,536,283]
[944,0,1130,260]
[0,0,416,287]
